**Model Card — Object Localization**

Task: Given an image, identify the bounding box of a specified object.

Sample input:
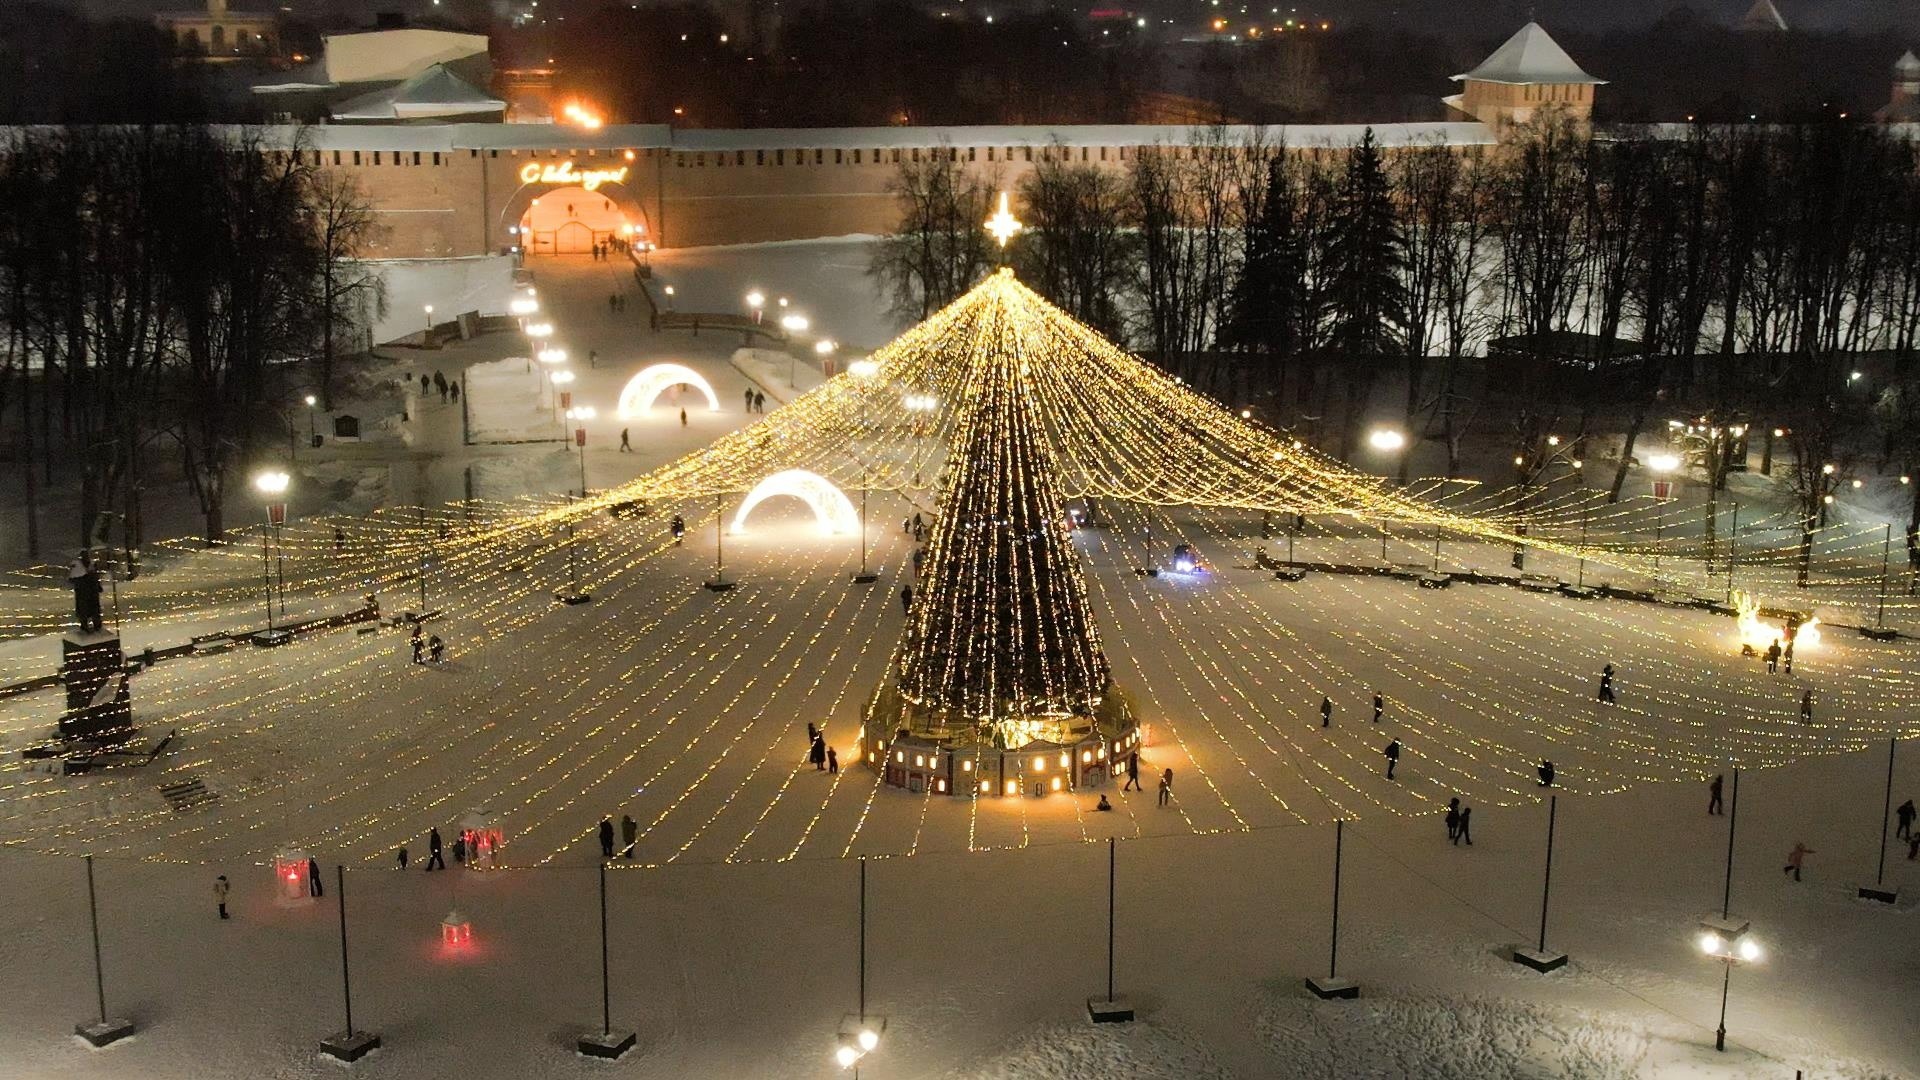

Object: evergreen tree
[1223,152,1309,399]
[1320,128,1408,459]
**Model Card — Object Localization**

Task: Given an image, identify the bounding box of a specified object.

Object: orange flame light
[561,101,605,130]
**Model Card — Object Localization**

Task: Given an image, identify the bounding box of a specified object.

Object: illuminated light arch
[617,364,721,418]
[730,469,859,536]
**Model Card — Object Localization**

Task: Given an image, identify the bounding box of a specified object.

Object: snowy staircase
[158,775,218,812]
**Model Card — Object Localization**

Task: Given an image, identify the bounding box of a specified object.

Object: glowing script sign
[518,161,630,192]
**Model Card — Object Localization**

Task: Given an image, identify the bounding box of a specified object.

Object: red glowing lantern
[441,908,472,947]
[274,848,312,904]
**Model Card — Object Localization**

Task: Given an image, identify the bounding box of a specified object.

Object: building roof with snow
[329,64,505,123]
[1452,22,1604,86]
[1897,50,1920,77]
[1740,0,1789,32]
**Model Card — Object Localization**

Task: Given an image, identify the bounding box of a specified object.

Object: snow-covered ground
[1,249,1918,1079]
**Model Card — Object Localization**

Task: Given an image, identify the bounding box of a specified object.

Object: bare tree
[305,169,386,411]
[868,146,998,322]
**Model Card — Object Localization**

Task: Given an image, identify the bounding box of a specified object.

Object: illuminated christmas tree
[895,273,1113,744]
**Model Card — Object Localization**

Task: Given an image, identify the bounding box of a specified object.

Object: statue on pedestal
[68,552,104,634]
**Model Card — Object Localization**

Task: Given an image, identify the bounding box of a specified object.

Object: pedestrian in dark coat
[1373,693,1384,723]
[1896,798,1915,841]
[744,388,754,412]
[428,634,444,663]
[1800,689,1814,723]
[427,827,446,870]
[1320,696,1332,727]
[620,428,632,452]
[621,814,638,858]
[1123,751,1141,791]
[397,846,409,869]
[449,382,459,403]
[420,374,430,395]
[1708,774,1724,815]
[671,514,686,545]
[1597,664,1615,703]
[680,407,687,426]
[214,875,230,919]
[1537,759,1555,787]
[1457,807,1473,846]
[827,747,838,774]
[1157,768,1174,807]
[598,817,615,859]
[810,734,827,770]
[1384,739,1401,780]
[410,624,424,664]
[1445,798,1461,842]
[1764,640,1781,674]
[308,856,324,897]
[900,584,913,614]
[453,834,466,865]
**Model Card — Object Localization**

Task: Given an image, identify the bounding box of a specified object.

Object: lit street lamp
[1698,926,1762,1052]
[746,290,765,325]
[1366,428,1408,563]
[549,369,575,419]
[423,304,434,335]
[304,394,319,446]
[252,469,291,633]
[1649,453,1680,583]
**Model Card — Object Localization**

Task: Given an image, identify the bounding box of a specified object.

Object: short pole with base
[319,866,381,1062]
[704,495,735,592]
[576,861,636,1058]
[553,492,594,605]
[1087,836,1134,1022]
[851,482,878,584]
[1857,737,1901,904]
[1513,795,1569,972]
[1305,820,1359,999]
[73,855,134,1047]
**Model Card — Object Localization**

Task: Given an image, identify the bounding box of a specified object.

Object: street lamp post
[423,304,434,336]
[1367,428,1407,565]
[746,290,764,326]
[811,337,835,389]
[252,470,290,635]
[1649,454,1680,586]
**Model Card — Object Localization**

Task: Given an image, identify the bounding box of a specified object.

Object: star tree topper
[986,191,1022,248]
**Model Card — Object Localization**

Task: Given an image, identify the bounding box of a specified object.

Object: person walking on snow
[308,856,324,897]
[621,814,638,859]
[428,634,444,663]
[1537,759,1555,787]
[1445,798,1461,842]
[754,390,765,413]
[900,584,913,614]
[449,381,459,404]
[1157,768,1174,807]
[827,747,838,774]
[452,834,466,866]
[1373,693,1384,723]
[397,846,409,870]
[744,388,754,412]
[1801,689,1814,723]
[426,827,445,870]
[620,428,632,452]
[1597,664,1616,703]
[410,623,424,665]
[1320,696,1332,728]
[1457,806,1473,846]
[680,407,687,426]
[671,514,686,545]
[1384,739,1401,780]
[1123,750,1141,791]
[1783,842,1815,882]
[1764,639,1781,674]
[1896,798,1915,841]
[598,817,615,860]
[810,733,827,770]
[214,875,230,920]
[1709,774,1724,815]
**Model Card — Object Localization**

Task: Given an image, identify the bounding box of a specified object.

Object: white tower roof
[1740,0,1789,32]
[1452,22,1604,86]
[1896,50,1920,76]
